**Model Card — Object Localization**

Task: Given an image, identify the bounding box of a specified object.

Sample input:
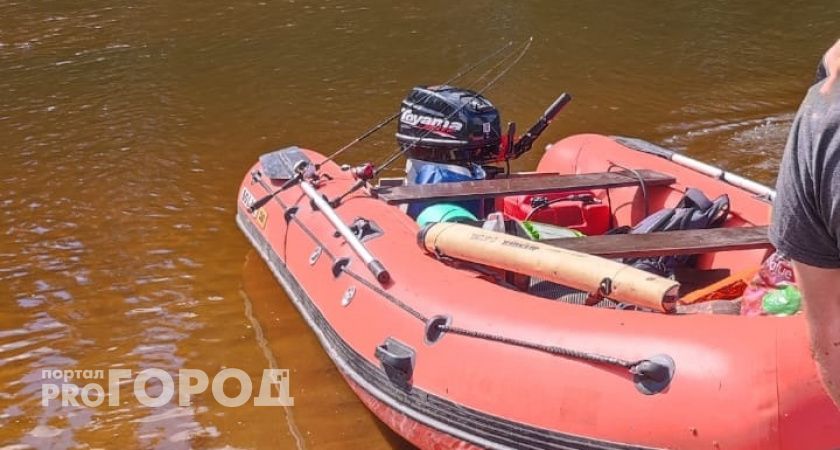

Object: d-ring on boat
[236,82,840,449]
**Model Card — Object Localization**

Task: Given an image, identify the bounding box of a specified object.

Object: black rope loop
[436,323,638,370]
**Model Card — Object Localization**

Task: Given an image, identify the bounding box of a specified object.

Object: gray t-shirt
[770,80,840,268]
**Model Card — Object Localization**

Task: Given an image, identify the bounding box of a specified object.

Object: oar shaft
[620,138,776,200]
[299,180,390,284]
[667,153,776,200]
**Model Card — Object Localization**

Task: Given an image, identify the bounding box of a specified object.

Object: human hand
[820,39,840,94]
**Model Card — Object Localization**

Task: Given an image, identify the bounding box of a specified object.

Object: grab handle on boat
[299,179,391,284]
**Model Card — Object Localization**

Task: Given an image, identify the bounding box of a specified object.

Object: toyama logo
[400,109,463,135]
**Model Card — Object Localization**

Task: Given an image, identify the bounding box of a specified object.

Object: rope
[607,161,650,217]
[341,269,428,323]
[252,173,645,374]
[437,324,639,370]
[329,37,535,206]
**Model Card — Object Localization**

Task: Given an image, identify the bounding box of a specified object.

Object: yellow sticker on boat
[241,188,268,229]
[254,208,268,228]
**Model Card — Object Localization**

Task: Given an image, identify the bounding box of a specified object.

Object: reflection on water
[240,251,414,449]
[0,0,838,447]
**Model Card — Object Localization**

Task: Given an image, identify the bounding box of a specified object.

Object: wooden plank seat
[372,170,676,204]
[544,226,772,259]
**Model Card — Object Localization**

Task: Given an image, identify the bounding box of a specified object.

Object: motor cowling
[396,85,502,165]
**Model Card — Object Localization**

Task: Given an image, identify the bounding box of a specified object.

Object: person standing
[770,38,840,410]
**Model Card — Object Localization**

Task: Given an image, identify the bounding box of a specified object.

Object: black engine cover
[396,85,501,164]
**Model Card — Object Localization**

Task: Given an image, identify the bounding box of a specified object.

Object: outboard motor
[396,85,571,219]
[397,85,503,166]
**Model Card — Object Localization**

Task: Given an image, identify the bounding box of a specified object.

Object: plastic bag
[741,252,800,316]
[761,284,802,316]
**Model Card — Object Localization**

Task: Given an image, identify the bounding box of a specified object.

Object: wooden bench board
[372,170,676,204]
[544,226,772,259]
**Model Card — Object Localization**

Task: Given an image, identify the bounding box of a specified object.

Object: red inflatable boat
[236,133,840,449]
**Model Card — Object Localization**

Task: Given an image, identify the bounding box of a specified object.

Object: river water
[1,1,838,448]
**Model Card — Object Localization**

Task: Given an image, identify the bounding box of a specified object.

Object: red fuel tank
[502,191,611,235]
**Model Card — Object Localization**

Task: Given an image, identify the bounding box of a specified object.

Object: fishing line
[329,37,534,206]
[317,40,516,168]
[465,42,523,92]
[375,37,534,172]
[471,36,534,96]
[250,40,530,212]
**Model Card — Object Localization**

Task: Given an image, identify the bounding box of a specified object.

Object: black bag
[622,188,730,277]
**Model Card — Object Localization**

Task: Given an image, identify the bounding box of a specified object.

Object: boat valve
[349,163,375,181]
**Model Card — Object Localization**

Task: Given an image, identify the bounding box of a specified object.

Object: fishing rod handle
[329,178,366,207]
[249,173,301,212]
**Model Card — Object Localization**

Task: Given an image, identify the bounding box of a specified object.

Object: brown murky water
[1,1,838,448]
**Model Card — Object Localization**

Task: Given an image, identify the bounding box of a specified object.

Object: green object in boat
[521,221,540,240]
[416,203,478,227]
[521,221,585,240]
[762,284,801,316]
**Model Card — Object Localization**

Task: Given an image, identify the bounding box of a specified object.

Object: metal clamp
[585,277,613,306]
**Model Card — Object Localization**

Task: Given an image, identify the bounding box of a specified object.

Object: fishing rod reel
[341,162,376,182]
[395,85,573,171]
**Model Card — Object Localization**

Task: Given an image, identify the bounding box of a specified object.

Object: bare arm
[820,39,840,94]
[792,261,840,409]
[806,39,840,408]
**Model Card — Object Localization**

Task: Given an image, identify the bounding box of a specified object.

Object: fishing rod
[302,178,390,282]
[249,40,519,211]
[316,40,516,169]
[248,162,316,212]
[279,160,391,284]
[329,37,535,207]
